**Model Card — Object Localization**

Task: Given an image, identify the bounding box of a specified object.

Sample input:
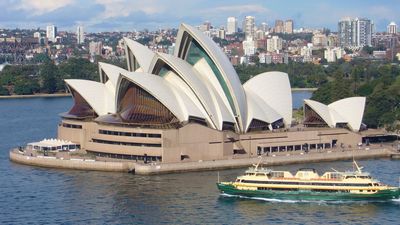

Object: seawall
[0,93,71,99]
[134,148,393,175]
[9,150,135,172]
[10,148,394,174]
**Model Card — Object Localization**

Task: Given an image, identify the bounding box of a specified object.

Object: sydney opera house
[58,23,366,164]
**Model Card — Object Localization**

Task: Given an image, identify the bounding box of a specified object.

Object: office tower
[274,20,284,33]
[218,28,226,39]
[46,25,57,42]
[227,17,238,34]
[284,20,293,34]
[267,36,283,52]
[242,37,256,55]
[77,25,85,44]
[355,18,372,47]
[338,17,372,47]
[243,16,255,39]
[387,22,397,34]
[259,22,268,32]
[338,17,353,47]
[89,41,103,56]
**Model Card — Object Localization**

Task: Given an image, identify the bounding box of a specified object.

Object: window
[185,37,236,116]
[99,129,161,138]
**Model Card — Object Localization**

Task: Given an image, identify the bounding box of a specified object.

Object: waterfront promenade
[9,145,398,174]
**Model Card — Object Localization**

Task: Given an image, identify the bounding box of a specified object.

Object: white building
[226,17,237,35]
[242,37,256,56]
[324,47,345,62]
[46,25,57,42]
[259,22,268,32]
[312,33,328,48]
[267,36,282,52]
[300,44,313,62]
[77,26,85,44]
[89,41,102,57]
[387,22,397,34]
[284,20,293,34]
[243,16,255,39]
[338,17,373,47]
[218,28,226,39]
[33,32,41,39]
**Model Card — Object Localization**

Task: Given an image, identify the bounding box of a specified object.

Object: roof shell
[329,97,366,131]
[149,52,235,129]
[244,71,292,127]
[175,23,247,131]
[304,97,366,132]
[117,71,205,123]
[65,79,115,115]
[123,37,155,72]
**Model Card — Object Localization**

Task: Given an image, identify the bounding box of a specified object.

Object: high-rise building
[274,20,284,33]
[77,25,85,44]
[267,36,283,52]
[355,18,373,47]
[312,33,328,47]
[259,22,268,32]
[387,22,397,34]
[46,25,57,42]
[242,37,256,56]
[227,17,238,34]
[284,20,293,34]
[338,17,372,47]
[218,28,226,39]
[89,41,103,56]
[243,16,255,39]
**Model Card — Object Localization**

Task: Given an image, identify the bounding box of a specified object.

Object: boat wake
[220,193,399,204]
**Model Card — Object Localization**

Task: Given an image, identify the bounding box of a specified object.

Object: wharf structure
[11,23,377,173]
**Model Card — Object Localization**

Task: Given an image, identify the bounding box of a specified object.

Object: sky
[0,0,399,32]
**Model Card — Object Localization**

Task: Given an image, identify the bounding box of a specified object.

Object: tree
[40,62,59,93]
[0,85,9,95]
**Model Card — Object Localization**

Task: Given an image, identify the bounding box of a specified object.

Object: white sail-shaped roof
[175,23,247,132]
[304,99,334,126]
[244,72,292,127]
[329,97,366,132]
[65,79,115,115]
[149,52,235,130]
[123,37,155,72]
[98,62,127,93]
[304,97,366,132]
[245,90,282,131]
[117,71,205,123]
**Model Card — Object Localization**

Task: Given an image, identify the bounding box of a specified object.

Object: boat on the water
[217,160,400,201]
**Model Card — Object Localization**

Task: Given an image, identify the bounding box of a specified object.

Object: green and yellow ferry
[217,161,400,201]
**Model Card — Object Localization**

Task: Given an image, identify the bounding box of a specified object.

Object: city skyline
[0,0,399,32]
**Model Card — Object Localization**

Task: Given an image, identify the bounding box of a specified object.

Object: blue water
[1,95,399,224]
[292,90,313,109]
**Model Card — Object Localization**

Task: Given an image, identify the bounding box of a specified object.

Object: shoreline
[9,147,398,175]
[291,87,317,91]
[0,93,71,99]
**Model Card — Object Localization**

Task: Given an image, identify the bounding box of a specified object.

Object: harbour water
[1,94,399,224]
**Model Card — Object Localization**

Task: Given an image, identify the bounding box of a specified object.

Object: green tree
[40,62,59,93]
[0,85,9,95]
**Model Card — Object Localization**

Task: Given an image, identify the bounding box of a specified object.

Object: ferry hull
[217,183,400,201]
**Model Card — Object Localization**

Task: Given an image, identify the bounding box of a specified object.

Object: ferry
[217,160,400,201]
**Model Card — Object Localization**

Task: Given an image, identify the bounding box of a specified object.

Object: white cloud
[14,0,74,15]
[95,0,165,18]
[206,4,270,15]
